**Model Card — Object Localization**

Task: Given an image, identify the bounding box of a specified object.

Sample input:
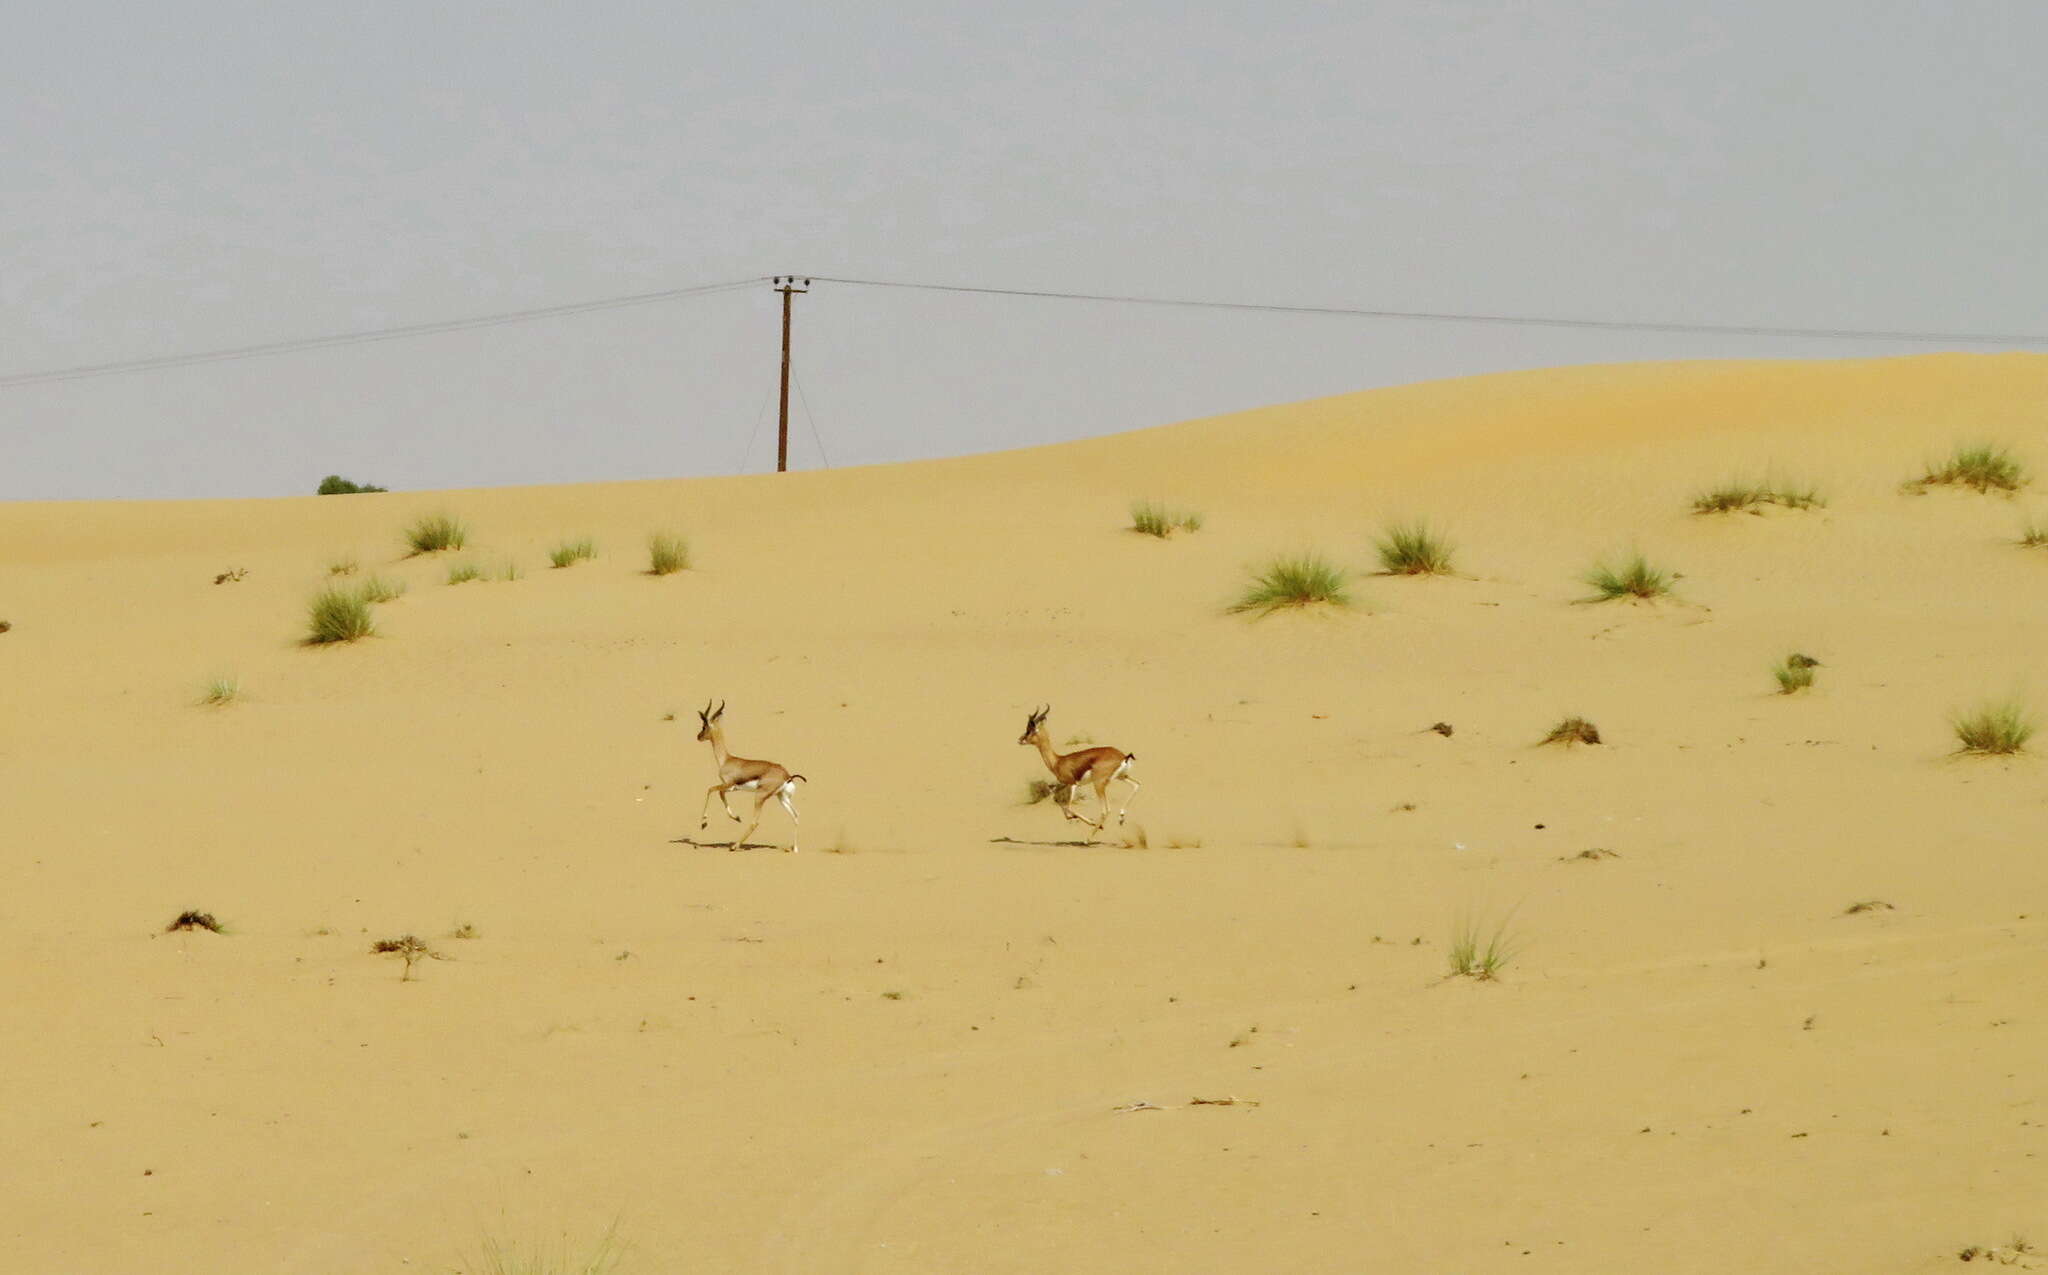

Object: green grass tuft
[200,673,241,706]
[1374,521,1455,575]
[404,512,469,554]
[1911,443,2026,493]
[499,561,524,582]
[1230,553,1351,614]
[1130,501,1203,538]
[1773,652,1820,694]
[1581,552,1672,602]
[326,555,359,576]
[306,586,375,644]
[1448,909,1520,980]
[446,561,485,585]
[1952,697,2036,755]
[2019,520,2048,548]
[549,538,597,569]
[355,575,405,604]
[647,533,690,576]
[1692,479,1825,514]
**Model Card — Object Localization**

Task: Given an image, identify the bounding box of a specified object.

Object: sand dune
[4,353,2046,1273]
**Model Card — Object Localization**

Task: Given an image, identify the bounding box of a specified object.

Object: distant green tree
[317,475,387,495]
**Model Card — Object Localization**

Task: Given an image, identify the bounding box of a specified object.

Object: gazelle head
[695,698,726,741]
[1018,704,1051,747]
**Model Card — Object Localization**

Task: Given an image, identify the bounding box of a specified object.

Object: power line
[8,267,2048,396]
[806,274,2048,348]
[0,276,766,389]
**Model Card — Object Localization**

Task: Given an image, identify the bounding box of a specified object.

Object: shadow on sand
[989,835,1105,849]
[670,836,786,852]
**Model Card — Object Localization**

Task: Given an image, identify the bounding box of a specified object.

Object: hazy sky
[7,2,2046,500]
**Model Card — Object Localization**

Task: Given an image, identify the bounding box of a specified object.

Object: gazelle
[695,700,806,853]
[1018,704,1139,836]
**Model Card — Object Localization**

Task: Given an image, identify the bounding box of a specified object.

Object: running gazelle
[695,700,806,852]
[1018,704,1139,835]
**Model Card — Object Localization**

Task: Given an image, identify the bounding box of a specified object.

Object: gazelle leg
[733,789,773,849]
[1116,776,1142,825]
[699,784,731,830]
[777,788,800,854]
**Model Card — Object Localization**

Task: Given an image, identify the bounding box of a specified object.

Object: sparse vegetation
[1448,910,1520,980]
[1130,501,1203,538]
[549,538,597,568]
[499,561,524,582]
[0,620,10,634]
[456,1222,625,1275]
[1909,443,2026,494]
[355,575,405,604]
[213,567,247,584]
[1230,553,1351,614]
[1691,479,1824,514]
[1952,698,2036,755]
[446,561,485,585]
[326,555,359,576]
[1540,716,1602,746]
[1843,899,1895,915]
[1374,521,1455,575]
[1773,652,1820,694]
[1582,552,1672,602]
[306,586,375,644]
[404,512,469,555]
[1023,779,1063,806]
[371,935,447,981]
[2020,521,2048,548]
[317,475,387,495]
[200,674,241,706]
[449,923,480,940]
[647,533,690,576]
[166,910,225,934]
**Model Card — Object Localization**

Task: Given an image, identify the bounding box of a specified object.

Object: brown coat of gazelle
[1019,704,1139,836]
[696,700,806,852]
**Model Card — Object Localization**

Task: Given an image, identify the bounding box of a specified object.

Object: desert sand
[4,354,2045,1273]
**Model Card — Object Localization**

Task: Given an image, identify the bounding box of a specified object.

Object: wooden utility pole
[772,276,810,472]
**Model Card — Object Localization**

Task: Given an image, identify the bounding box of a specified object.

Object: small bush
[1773,653,1820,694]
[1952,698,2036,755]
[306,587,375,644]
[446,561,485,585]
[2019,521,2048,548]
[371,934,446,981]
[404,513,469,554]
[1374,521,1455,575]
[1541,716,1602,746]
[1692,480,1824,514]
[1581,552,1672,602]
[647,533,690,576]
[1231,553,1351,614]
[1131,501,1203,538]
[201,674,241,706]
[355,575,405,604]
[1448,910,1519,980]
[549,538,597,569]
[166,910,225,933]
[315,476,387,497]
[499,561,524,582]
[1910,443,2026,493]
[317,475,387,495]
[326,555,359,577]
